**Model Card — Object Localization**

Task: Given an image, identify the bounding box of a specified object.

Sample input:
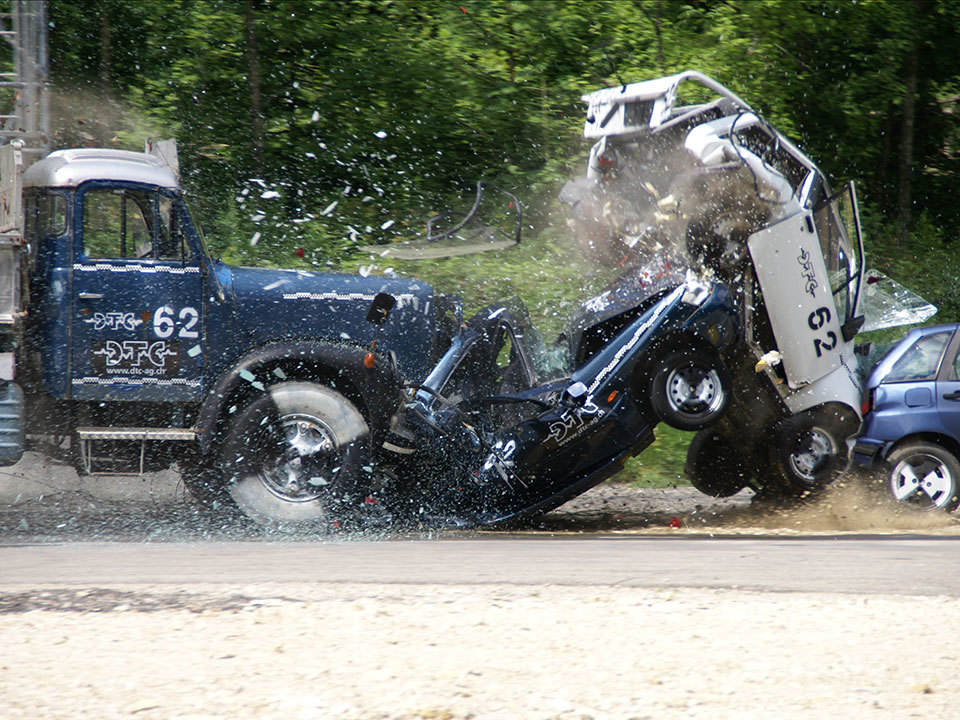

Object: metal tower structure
[0,0,49,158]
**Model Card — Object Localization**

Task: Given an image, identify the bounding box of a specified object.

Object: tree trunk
[896,46,918,247]
[245,0,264,175]
[655,0,663,70]
[99,11,111,86]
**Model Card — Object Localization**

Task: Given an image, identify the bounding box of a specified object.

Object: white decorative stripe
[282,291,417,304]
[587,285,685,394]
[72,376,201,388]
[283,291,376,301]
[73,263,200,275]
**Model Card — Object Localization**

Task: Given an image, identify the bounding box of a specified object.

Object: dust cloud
[534,471,960,536]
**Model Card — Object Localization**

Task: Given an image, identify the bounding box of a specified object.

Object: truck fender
[195,341,403,457]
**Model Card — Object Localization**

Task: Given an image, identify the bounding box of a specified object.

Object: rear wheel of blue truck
[220,381,371,531]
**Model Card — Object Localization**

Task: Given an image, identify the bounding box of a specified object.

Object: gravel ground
[3,452,960,719]
[2,582,959,719]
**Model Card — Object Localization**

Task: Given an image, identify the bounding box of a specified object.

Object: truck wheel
[220,381,370,530]
[886,442,960,511]
[177,452,230,508]
[685,429,750,497]
[771,411,845,497]
[649,349,730,431]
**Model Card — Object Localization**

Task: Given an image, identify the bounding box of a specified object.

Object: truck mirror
[841,315,865,342]
[366,292,396,326]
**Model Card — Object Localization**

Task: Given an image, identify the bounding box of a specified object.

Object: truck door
[70,183,204,402]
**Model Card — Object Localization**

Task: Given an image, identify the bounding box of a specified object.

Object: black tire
[771,411,845,496]
[650,349,730,431]
[886,442,960,511]
[685,429,750,497]
[177,450,230,507]
[220,381,370,531]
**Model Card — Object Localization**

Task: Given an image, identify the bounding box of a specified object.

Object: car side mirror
[367,292,397,326]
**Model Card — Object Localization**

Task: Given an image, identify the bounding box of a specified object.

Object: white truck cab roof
[22,148,179,189]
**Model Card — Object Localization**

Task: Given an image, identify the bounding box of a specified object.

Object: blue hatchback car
[854,323,960,510]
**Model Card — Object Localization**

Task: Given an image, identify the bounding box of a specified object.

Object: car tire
[886,442,960,511]
[220,381,370,531]
[771,411,845,496]
[650,349,730,431]
[685,429,750,497]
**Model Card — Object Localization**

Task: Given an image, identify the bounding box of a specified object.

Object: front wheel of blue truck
[219,381,371,531]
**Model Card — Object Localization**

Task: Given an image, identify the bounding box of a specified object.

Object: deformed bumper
[851,438,884,466]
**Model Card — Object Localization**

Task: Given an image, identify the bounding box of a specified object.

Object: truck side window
[22,191,64,242]
[37,194,66,237]
[83,188,163,259]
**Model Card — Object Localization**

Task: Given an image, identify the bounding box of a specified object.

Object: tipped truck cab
[567,71,868,498]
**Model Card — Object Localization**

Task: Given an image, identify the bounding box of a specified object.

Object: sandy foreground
[2,582,959,720]
[2,456,960,719]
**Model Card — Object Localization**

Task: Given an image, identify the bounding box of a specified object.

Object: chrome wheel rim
[666,365,724,418]
[256,413,340,503]
[891,454,955,509]
[788,427,836,483]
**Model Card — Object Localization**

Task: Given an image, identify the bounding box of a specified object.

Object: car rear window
[886,331,952,382]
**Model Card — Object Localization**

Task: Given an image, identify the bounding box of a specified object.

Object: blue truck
[0,140,449,525]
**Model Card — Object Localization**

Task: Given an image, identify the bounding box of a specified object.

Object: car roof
[908,323,959,338]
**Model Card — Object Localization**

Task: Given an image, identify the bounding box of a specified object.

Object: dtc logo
[91,340,179,377]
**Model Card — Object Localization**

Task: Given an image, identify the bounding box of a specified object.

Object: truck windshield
[176,193,225,300]
[813,183,863,324]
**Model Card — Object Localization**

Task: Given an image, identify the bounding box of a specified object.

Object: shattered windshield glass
[860,269,938,332]
[361,182,522,260]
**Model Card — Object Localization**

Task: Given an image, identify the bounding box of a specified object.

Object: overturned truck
[560,70,870,498]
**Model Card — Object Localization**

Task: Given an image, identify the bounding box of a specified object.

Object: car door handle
[943,391,960,401]
[78,292,104,300]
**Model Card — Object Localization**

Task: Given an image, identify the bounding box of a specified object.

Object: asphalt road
[2,451,960,597]
[2,535,958,596]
